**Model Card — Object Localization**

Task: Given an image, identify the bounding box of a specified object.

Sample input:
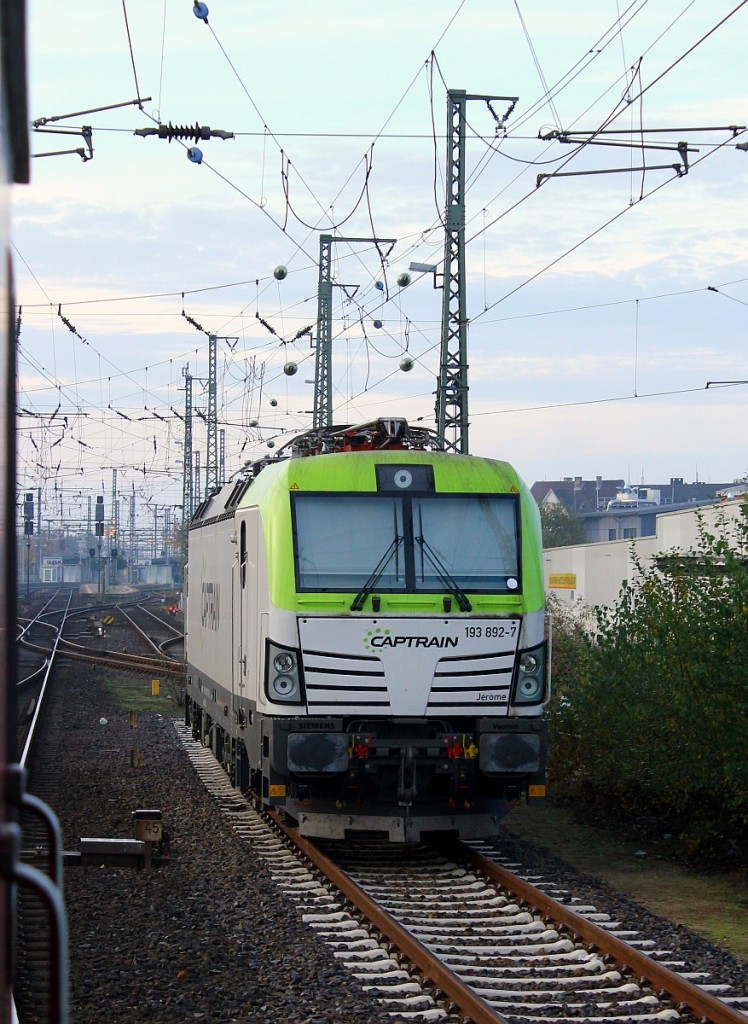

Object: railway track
[18,596,185,679]
[177,722,748,1024]
[12,593,183,1024]
[13,595,71,1024]
[118,601,185,660]
[20,633,185,678]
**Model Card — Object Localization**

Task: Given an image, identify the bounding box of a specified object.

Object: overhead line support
[436,90,517,455]
[313,234,396,429]
[206,335,217,496]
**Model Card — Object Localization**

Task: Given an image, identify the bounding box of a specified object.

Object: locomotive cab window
[291,492,521,594]
[293,495,406,591]
[413,495,519,591]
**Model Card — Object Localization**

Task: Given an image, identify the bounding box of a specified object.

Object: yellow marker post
[151,679,160,696]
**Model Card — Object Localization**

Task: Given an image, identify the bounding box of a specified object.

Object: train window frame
[290,490,522,596]
[291,493,408,593]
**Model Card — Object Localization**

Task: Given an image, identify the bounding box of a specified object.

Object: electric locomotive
[185,417,548,842]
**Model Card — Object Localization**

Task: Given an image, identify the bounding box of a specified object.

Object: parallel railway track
[18,592,185,680]
[118,602,185,660]
[19,634,185,677]
[13,591,183,1024]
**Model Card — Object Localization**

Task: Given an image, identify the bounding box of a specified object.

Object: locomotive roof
[188,416,534,527]
[190,447,530,528]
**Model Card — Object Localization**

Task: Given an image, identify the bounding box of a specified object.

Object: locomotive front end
[255,443,548,842]
[267,614,547,842]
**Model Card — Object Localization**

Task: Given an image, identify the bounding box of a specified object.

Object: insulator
[157,122,212,143]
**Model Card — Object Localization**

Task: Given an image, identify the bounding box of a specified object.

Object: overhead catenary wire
[23,3,742,344]
[14,0,741,509]
[120,1,144,107]
[469,127,748,324]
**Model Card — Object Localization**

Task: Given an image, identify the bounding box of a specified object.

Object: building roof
[530,479,624,513]
[532,477,740,513]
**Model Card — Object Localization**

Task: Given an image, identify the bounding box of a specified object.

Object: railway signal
[95,495,105,596]
[23,492,34,597]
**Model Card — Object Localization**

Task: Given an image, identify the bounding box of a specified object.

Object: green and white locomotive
[185,417,548,842]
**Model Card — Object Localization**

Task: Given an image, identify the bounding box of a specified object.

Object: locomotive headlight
[520,652,539,674]
[265,640,305,705]
[518,675,542,700]
[271,674,299,699]
[512,643,546,706]
[273,651,296,674]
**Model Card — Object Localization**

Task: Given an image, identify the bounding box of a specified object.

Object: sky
[14,0,748,537]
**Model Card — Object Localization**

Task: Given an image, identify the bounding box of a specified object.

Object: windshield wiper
[350,536,403,611]
[415,535,472,612]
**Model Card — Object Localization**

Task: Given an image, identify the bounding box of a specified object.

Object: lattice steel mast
[313,234,396,428]
[436,89,517,454]
[206,333,218,494]
[181,365,193,524]
[313,236,334,429]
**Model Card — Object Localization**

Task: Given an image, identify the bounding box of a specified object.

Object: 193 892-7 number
[464,621,518,639]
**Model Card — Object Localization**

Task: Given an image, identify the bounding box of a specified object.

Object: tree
[547,500,748,862]
[539,501,585,548]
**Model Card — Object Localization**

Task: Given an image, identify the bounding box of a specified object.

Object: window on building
[608,528,617,541]
[623,527,637,539]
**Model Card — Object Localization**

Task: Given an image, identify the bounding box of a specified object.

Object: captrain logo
[363,628,458,652]
[201,582,220,631]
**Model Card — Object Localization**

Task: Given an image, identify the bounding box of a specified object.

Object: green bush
[546,501,748,861]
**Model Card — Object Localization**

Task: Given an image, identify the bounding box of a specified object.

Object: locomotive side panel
[185,513,238,762]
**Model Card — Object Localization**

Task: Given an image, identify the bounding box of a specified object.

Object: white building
[543,495,745,608]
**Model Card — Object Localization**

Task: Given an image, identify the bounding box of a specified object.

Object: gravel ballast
[29,659,748,1022]
[37,663,396,1024]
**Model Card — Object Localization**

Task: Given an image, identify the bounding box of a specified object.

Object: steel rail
[159,634,185,655]
[269,812,512,1024]
[12,594,71,1024]
[461,845,747,1024]
[17,659,49,690]
[119,604,181,658]
[133,603,184,657]
[16,589,63,640]
[118,605,163,656]
[18,637,185,678]
[19,593,73,768]
[135,602,184,638]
